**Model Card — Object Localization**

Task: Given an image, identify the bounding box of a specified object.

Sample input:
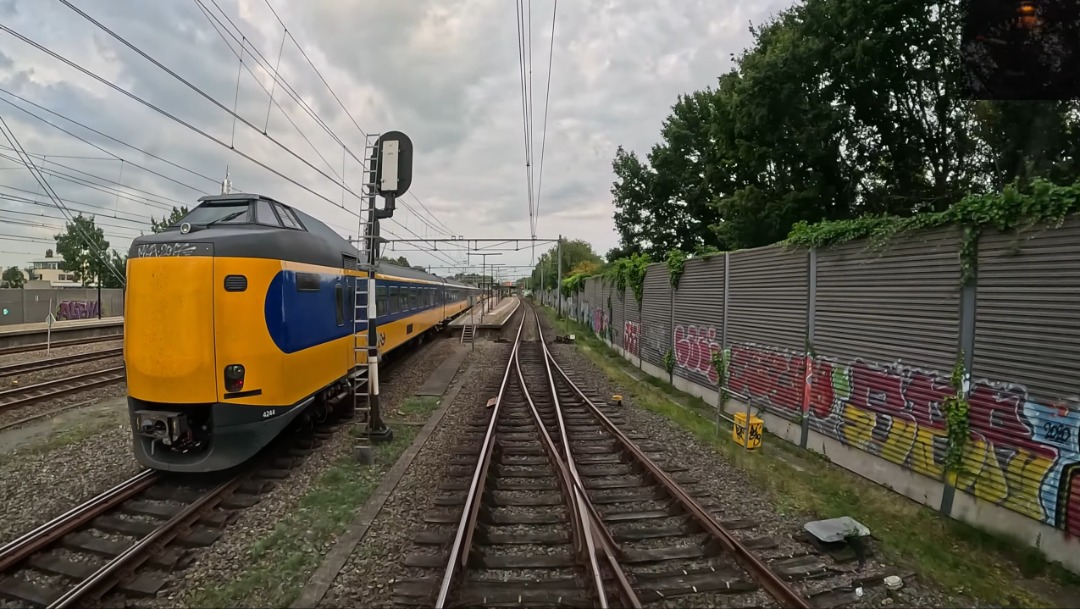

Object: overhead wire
[533,0,558,236]
[0,114,127,286]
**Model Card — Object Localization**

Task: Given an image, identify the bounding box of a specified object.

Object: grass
[539,304,1080,608]
[187,424,419,609]
[1,403,127,462]
[399,396,441,416]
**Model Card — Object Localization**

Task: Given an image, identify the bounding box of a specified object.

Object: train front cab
[126,249,333,473]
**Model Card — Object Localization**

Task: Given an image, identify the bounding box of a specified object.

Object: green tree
[608,0,1080,253]
[150,206,189,233]
[530,239,603,291]
[1,266,25,288]
[379,255,411,267]
[100,251,127,289]
[54,214,113,287]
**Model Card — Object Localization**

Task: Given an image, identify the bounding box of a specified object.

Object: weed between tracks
[187,423,422,609]
[539,305,1080,609]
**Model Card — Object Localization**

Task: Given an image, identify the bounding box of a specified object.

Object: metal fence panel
[808,227,961,480]
[672,256,725,387]
[967,217,1080,531]
[640,263,671,370]
[726,244,808,418]
[610,283,625,350]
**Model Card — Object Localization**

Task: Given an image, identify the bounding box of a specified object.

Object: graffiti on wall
[766,348,1080,533]
[673,325,722,383]
[591,307,609,337]
[56,300,100,320]
[623,321,640,357]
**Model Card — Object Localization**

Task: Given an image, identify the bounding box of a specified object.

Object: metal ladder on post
[460,325,475,344]
[352,133,381,435]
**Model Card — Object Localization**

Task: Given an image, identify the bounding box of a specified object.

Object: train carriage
[125,193,479,473]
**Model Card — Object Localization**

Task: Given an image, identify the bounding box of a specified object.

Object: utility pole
[556,235,563,318]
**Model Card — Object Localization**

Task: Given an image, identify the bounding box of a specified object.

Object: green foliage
[530,239,603,292]
[607,0,1080,257]
[665,249,687,289]
[380,255,411,267]
[603,253,651,303]
[663,348,675,376]
[150,206,189,233]
[711,348,730,401]
[53,214,121,287]
[560,273,588,298]
[943,354,971,475]
[786,179,1080,284]
[1,266,25,288]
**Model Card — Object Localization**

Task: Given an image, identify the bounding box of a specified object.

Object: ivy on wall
[942,354,971,474]
[666,250,687,289]
[604,253,651,302]
[785,179,1080,284]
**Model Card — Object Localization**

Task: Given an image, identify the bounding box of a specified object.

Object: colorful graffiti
[56,300,100,320]
[591,307,609,336]
[780,349,1080,531]
[623,321,640,357]
[727,343,806,414]
[673,324,722,383]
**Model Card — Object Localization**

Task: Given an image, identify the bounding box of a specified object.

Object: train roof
[131,193,478,290]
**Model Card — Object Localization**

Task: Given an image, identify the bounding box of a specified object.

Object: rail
[434,306,525,607]
[534,306,813,609]
[0,334,122,356]
[0,470,159,573]
[0,365,126,411]
[0,347,123,378]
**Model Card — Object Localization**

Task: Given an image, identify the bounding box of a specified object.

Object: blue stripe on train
[264,271,451,354]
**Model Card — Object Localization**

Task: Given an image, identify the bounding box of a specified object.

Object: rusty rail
[0,334,122,357]
[0,365,126,411]
[535,311,813,609]
[0,470,159,573]
[434,306,526,608]
[0,347,123,378]
[48,474,244,609]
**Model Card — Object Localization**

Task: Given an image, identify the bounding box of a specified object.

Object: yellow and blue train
[124,193,479,473]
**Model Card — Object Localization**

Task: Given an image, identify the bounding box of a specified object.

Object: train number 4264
[263,409,277,418]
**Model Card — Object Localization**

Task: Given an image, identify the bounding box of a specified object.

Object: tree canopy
[529,239,604,291]
[54,214,126,288]
[609,0,1080,256]
[150,206,190,233]
[1,266,25,288]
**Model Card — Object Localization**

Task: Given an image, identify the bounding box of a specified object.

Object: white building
[26,250,91,288]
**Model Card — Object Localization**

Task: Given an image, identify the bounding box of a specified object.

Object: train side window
[388,287,399,314]
[409,287,418,310]
[376,286,388,316]
[256,200,282,226]
[346,280,355,322]
[335,283,344,326]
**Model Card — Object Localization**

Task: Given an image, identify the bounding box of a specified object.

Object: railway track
[396,303,821,608]
[0,335,122,357]
[0,348,124,379]
[0,426,337,609]
[0,367,126,413]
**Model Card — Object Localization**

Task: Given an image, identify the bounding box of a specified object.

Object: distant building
[26,249,91,288]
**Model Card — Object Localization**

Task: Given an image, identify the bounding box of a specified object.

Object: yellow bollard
[732,412,763,449]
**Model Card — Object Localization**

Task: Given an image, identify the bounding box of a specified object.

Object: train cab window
[255,200,282,226]
[388,287,399,314]
[376,286,388,316]
[335,283,344,326]
[274,202,302,229]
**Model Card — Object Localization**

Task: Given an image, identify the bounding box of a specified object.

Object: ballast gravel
[318,341,512,608]
[140,336,461,609]
[0,418,141,547]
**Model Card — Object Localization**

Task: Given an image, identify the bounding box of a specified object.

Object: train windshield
[176,202,252,227]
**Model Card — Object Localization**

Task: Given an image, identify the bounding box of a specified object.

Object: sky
[0,0,793,284]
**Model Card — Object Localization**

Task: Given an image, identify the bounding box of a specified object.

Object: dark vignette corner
[960,0,1080,101]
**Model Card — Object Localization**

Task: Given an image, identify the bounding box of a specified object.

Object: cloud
[0,0,793,280]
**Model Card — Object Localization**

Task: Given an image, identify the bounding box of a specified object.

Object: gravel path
[0,407,140,546]
[318,340,512,608]
[0,337,122,368]
[144,336,462,609]
[535,310,973,608]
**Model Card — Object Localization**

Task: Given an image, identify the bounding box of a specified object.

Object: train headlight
[224,364,246,392]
